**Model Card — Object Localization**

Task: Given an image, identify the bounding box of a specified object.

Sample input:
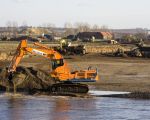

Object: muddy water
[0,93,150,120]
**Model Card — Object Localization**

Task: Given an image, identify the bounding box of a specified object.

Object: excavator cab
[52,59,64,70]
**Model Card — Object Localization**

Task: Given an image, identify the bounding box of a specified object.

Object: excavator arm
[8,40,72,81]
[8,40,27,72]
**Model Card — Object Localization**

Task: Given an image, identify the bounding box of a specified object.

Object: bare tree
[92,24,99,31]
[74,22,91,33]
[64,22,72,29]
[40,23,55,35]
[12,21,18,28]
[135,32,147,41]
[100,25,109,32]
[12,21,18,36]
[46,23,56,35]
[47,23,55,28]
[6,21,12,31]
[6,21,17,36]
[22,21,28,28]
[64,22,75,36]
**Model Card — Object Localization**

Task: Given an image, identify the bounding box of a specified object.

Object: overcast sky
[0,0,150,29]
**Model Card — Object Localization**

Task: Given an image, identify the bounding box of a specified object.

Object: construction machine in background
[54,39,86,55]
[7,39,99,94]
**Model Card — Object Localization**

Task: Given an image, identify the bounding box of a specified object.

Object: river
[0,91,150,120]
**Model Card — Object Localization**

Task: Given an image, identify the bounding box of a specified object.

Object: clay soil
[0,43,150,93]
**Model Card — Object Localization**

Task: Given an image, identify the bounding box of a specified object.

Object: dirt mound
[0,66,55,93]
[0,52,8,60]
[0,52,12,61]
[21,28,49,35]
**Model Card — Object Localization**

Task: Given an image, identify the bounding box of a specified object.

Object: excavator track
[50,83,89,94]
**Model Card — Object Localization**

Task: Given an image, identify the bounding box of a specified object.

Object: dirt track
[1,52,150,92]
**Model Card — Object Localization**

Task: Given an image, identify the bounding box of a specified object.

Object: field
[0,42,150,93]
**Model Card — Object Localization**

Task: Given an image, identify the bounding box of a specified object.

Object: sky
[0,0,150,29]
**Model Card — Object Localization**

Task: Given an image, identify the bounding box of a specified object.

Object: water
[89,90,130,96]
[0,92,150,120]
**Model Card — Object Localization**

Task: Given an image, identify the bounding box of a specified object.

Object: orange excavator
[7,39,99,94]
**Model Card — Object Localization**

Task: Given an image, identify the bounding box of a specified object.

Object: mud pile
[86,45,129,54]
[0,66,55,93]
[0,52,13,61]
[0,52,8,60]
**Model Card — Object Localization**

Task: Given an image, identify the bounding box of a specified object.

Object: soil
[64,53,150,92]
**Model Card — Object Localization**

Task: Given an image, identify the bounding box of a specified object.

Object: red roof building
[77,32,113,40]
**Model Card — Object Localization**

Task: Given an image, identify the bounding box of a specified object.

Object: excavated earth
[0,66,55,94]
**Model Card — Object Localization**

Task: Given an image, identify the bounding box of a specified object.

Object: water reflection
[49,97,97,120]
[50,98,70,120]
[1,95,97,120]
[7,97,24,120]
[1,94,150,120]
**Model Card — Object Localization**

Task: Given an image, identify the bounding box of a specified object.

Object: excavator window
[52,59,64,70]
